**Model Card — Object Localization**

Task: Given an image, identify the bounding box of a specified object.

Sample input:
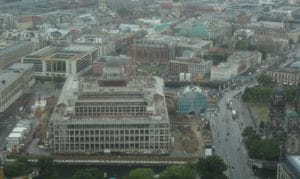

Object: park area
[136,64,167,76]
[249,104,269,126]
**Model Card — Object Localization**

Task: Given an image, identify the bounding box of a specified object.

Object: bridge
[6,155,194,166]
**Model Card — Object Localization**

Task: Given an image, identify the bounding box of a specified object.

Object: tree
[203,54,228,65]
[257,75,274,87]
[242,126,255,137]
[261,139,280,161]
[242,128,280,161]
[4,157,31,178]
[159,164,195,179]
[242,87,272,103]
[116,8,132,15]
[196,155,228,179]
[71,168,104,179]
[128,168,154,179]
[235,40,249,50]
[259,121,265,129]
[35,156,57,179]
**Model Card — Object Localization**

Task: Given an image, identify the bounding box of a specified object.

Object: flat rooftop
[0,41,33,57]
[0,63,33,92]
[24,45,97,61]
[51,75,168,122]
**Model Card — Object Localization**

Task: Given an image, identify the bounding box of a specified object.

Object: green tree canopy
[128,168,154,179]
[196,155,228,179]
[242,128,280,160]
[242,126,255,137]
[203,54,228,65]
[235,40,249,50]
[159,164,195,179]
[35,156,57,179]
[257,75,274,87]
[116,8,132,15]
[4,157,31,178]
[71,168,104,179]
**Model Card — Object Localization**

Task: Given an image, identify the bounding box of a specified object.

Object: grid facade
[52,122,169,154]
[50,76,170,155]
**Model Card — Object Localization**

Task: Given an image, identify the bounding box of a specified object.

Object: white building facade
[210,62,238,81]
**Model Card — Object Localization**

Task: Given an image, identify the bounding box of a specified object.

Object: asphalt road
[209,83,255,179]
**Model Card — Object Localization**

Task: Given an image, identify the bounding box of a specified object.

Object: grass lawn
[250,104,269,124]
[136,64,167,76]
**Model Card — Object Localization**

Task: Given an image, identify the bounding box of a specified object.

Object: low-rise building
[210,62,238,81]
[6,120,32,153]
[227,50,262,74]
[266,69,300,86]
[22,45,98,78]
[92,55,133,76]
[0,63,35,113]
[128,38,175,64]
[75,35,115,56]
[168,57,212,78]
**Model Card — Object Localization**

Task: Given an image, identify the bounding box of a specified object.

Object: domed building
[177,86,208,115]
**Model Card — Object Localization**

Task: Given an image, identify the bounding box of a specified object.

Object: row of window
[55,135,169,142]
[54,143,169,151]
[55,129,169,136]
[64,124,169,129]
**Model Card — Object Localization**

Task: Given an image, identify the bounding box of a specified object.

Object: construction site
[2,79,61,155]
[165,87,214,157]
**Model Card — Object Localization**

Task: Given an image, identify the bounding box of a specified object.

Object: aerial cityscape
[0,0,300,178]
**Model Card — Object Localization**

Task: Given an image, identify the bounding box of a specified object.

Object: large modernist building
[0,63,35,113]
[22,45,98,78]
[49,67,170,154]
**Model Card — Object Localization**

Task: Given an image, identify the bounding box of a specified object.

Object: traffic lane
[216,87,254,178]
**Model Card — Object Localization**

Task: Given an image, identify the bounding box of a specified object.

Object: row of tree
[242,86,298,104]
[203,54,229,66]
[235,39,267,60]
[242,127,280,161]
[4,155,228,179]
